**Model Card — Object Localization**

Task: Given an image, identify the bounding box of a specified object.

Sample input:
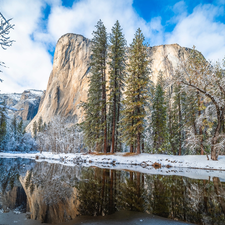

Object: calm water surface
[0,158,225,225]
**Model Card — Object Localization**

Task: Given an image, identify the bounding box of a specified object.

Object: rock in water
[27,33,190,130]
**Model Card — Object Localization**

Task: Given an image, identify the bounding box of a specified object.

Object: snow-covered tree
[36,116,84,154]
[172,46,225,160]
[0,12,16,119]
[2,118,36,152]
[151,71,169,153]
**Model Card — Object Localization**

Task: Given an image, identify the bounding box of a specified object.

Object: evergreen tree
[33,121,37,140]
[121,28,149,154]
[151,71,168,153]
[0,106,7,144]
[108,20,126,153]
[81,20,108,153]
[11,114,17,136]
[17,120,23,135]
[38,116,43,132]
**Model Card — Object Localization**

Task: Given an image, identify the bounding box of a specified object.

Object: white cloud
[1,0,225,94]
[165,4,225,61]
[0,0,52,93]
[0,0,163,93]
[46,0,163,44]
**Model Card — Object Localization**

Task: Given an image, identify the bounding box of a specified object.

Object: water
[0,158,225,225]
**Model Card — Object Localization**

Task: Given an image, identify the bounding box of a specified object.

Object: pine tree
[38,116,43,132]
[81,20,108,153]
[151,71,168,153]
[17,120,23,135]
[121,28,149,154]
[167,84,185,155]
[11,114,17,136]
[108,20,126,153]
[0,106,7,144]
[33,121,37,140]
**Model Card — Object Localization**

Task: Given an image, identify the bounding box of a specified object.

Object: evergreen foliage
[33,121,37,140]
[0,105,7,145]
[121,28,149,154]
[81,20,108,153]
[151,71,169,153]
[38,116,43,132]
[108,20,126,153]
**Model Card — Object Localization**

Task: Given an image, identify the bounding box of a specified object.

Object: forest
[1,14,225,161]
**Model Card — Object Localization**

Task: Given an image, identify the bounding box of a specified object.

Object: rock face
[1,89,44,121]
[19,163,80,223]
[27,33,190,129]
[27,33,91,132]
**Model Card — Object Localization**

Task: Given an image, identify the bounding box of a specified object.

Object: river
[0,158,225,225]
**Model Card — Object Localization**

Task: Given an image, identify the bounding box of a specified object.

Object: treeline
[81,20,225,160]
[34,116,83,154]
[0,112,36,152]
[81,20,149,154]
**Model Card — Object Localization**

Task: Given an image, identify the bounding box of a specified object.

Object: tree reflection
[1,159,225,225]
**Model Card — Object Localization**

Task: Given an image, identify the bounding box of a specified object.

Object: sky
[0,0,225,93]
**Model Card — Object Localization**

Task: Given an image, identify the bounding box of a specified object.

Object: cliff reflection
[0,158,32,213]
[20,162,80,223]
[1,158,225,225]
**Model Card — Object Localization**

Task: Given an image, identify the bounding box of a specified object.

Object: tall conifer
[81,20,108,153]
[0,106,7,144]
[151,71,169,153]
[121,28,149,154]
[108,20,126,153]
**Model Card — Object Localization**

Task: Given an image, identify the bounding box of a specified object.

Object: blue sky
[1,0,225,93]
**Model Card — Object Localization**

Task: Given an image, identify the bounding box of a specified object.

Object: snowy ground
[1,152,225,181]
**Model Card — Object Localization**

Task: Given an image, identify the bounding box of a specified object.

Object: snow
[26,98,37,105]
[4,93,22,102]
[28,89,44,97]
[1,152,225,180]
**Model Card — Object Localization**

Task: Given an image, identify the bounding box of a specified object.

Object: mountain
[0,89,45,122]
[26,33,191,130]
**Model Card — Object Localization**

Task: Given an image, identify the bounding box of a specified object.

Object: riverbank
[1,151,225,171]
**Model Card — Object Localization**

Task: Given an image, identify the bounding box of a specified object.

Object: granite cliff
[27,33,190,130]
[1,89,44,122]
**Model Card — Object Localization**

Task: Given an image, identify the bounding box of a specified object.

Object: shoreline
[1,151,225,181]
[1,151,225,170]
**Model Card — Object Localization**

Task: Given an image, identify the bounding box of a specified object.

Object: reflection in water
[0,158,33,213]
[0,158,225,224]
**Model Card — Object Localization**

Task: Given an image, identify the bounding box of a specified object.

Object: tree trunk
[130,171,133,182]
[197,91,204,155]
[211,106,221,160]
[142,142,144,153]
[115,92,121,152]
[213,177,225,214]
[211,140,217,160]
[178,91,182,156]
[130,144,133,153]
[102,63,107,154]
[111,93,116,153]
[137,172,140,197]
[137,132,141,154]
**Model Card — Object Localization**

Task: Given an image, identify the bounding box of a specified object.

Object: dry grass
[89,152,115,156]
[122,152,139,157]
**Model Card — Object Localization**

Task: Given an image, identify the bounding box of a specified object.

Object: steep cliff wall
[27,33,91,131]
[0,89,44,121]
[27,33,190,130]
